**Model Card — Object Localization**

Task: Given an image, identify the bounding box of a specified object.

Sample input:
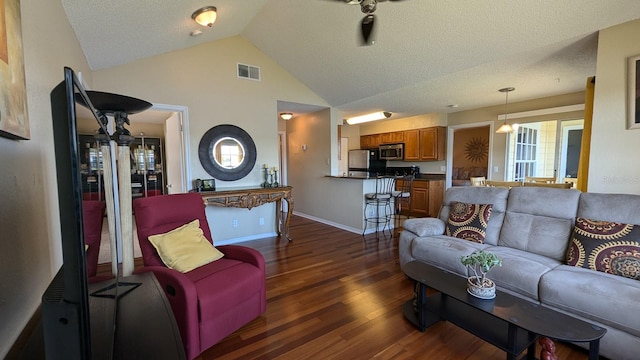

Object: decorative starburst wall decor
[465,137,489,163]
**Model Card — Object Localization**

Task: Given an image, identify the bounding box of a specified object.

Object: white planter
[467,276,496,299]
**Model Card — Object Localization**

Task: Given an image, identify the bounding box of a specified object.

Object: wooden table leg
[283,197,293,241]
[275,198,283,237]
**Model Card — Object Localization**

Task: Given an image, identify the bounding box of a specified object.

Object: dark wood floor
[197,216,593,360]
[103,215,594,359]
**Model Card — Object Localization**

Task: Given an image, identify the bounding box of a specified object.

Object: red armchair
[132,192,266,360]
[82,200,106,282]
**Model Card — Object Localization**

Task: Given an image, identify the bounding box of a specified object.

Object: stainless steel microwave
[379,143,403,160]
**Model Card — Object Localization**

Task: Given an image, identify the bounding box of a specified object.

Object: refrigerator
[348,149,386,177]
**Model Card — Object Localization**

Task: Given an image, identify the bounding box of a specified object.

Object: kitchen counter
[325,173,445,181]
[325,175,371,180]
[415,173,446,180]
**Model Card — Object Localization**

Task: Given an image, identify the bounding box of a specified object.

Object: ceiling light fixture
[192,6,218,27]
[279,112,293,120]
[496,87,515,133]
[345,111,391,125]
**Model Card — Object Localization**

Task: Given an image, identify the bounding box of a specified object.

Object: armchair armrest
[218,245,265,273]
[135,266,198,357]
[402,218,446,237]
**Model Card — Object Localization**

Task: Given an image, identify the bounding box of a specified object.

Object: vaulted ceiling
[61,0,640,119]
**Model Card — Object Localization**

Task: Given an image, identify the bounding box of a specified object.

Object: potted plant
[460,250,502,299]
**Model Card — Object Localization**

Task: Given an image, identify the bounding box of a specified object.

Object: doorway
[446,121,494,188]
[146,103,191,194]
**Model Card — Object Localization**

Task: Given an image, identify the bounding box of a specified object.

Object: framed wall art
[627,54,640,130]
[0,0,29,140]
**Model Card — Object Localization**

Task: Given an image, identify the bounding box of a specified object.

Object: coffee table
[402,261,606,360]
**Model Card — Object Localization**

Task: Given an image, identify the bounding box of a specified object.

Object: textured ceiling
[62,0,640,120]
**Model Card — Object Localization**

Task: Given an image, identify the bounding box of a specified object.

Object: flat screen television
[42,67,115,360]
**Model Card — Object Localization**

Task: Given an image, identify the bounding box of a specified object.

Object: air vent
[237,63,260,81]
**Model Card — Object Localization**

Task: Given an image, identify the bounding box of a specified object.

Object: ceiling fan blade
[360,14,376,45]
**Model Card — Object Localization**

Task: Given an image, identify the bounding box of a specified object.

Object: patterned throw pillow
[566,217,640,280]
[445,202,493,243]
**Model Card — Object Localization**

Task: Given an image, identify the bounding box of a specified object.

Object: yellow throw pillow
[148,219,224,273]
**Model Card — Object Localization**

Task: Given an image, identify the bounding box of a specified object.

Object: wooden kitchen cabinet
[380,131,404,144]
[411,181,430,217]
[362,127,445,161]
[360,134,381,149]
[427,179,444,217]
[419,127,446,161]
[403,129,420,160]
[362,131,403,148]
[395,178,444,218]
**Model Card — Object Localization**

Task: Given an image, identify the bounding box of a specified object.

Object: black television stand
[90,272,185,359]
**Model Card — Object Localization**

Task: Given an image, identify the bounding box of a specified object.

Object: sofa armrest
[218,245,265,273]
[402,218,446,237]
[135,266,198,357]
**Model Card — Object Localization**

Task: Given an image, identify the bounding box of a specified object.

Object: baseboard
[6,306,43,360]
[292,211,396,235]
[215,231,279,246]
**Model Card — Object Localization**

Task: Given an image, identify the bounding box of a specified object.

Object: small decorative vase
[467,276,496,299]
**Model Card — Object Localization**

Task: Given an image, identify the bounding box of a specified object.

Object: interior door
[164,112,185,194]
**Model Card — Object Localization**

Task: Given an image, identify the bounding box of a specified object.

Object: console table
[199,186,293,240]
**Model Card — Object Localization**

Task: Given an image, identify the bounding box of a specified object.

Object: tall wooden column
[96,131,120,277]
[84,90,152,277]
[114,112,135,276]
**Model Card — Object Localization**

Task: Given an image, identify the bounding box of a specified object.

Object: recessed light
[190,29,203,37]
[447,104,459,108]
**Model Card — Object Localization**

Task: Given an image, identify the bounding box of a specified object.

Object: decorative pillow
[566,217,640,280]
[445,202,493,243]
[148,219,224,273]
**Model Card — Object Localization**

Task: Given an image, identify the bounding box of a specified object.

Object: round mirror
[198,124,256,181]
[213,137,245,169]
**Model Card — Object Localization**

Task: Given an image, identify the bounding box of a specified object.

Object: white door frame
[559,124,583,181]
[446,121,495,189]
[278,131,288,213]
[151,103,191,193]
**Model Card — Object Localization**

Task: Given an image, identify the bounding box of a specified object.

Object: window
[512,126,538,181]
[505,119,583,182]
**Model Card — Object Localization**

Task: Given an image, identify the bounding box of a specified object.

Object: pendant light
[496,87,515,133]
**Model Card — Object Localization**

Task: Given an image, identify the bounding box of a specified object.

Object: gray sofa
[399,186,640,360]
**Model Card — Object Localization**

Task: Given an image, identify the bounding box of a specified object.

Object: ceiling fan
[340,0,406,45]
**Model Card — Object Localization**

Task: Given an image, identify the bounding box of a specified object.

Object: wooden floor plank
[100,215,594,359]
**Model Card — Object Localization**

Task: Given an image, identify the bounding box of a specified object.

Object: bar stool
[363,176,395,236]
[392,175,413,229]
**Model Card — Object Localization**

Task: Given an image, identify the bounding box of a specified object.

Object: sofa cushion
[439,187,509,246]
[148,219,224,273]
[408,235,490,277]
[499,187,580,261]
[445,202,492,243]
[485,246,561,300]
[566,217,640,280]
[540,265,640,338]
[403,218,445,237]
[578,192,640,225]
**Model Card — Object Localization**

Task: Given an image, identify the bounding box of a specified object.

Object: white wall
[287,109,367,230]
[92,36,329,242]
[590,19,640,194]
[0,0,92,356]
